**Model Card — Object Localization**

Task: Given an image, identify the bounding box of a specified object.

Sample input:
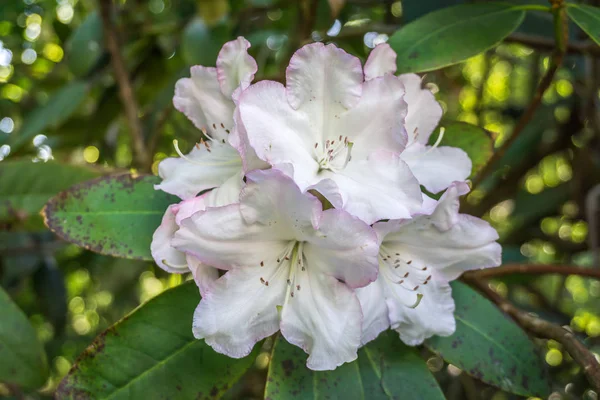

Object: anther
[225,129,230,134]
[220,123,225,129]
[212,123,216,129]
[296,285,301,291]
[314,142,318,149]
[291,292,294,297]
[265,281,269,286]
[260,261,264,267]
[260,277,265,284]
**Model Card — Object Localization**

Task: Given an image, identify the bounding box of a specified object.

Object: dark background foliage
[0,0,600,399]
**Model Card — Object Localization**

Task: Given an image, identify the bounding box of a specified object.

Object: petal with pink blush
[364,43,397,81]
[398,73,443,145]
[216,37,258,98]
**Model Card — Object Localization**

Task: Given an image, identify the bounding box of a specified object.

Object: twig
[465,276,600,391]
[466,263,600,280]
[506,33,600,56]
[99,0,150,169]
[469,2,568,188]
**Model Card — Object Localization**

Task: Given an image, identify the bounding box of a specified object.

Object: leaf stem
[512,4,552,12]
[465,263,600,280]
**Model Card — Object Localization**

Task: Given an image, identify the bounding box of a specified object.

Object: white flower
[357,182,502,346]
[155,37,265,201]
[172,169,380,370]
[236,42,423,224]
[364,43,472,194]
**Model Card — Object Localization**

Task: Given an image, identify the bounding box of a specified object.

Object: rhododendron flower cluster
[151,37,502,371]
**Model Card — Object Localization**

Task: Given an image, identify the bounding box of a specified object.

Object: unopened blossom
[357,182,501,346]
[237,42,423,224]
[155,37,265,201]
[364,43,472,194]
[172,169,379,370]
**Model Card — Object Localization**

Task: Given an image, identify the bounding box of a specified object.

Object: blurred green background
[0,0,599,399]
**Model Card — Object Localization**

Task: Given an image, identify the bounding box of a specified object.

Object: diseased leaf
[566,4,600,46]
[428,121,493,177]
[43,174,178,261]
[57,281,258,399]
[9,81,90,151]
[265,331,443,399]
[0,160,99,222]
[0,286,49,390]
[389,4,525,73]
[425,282,551,397]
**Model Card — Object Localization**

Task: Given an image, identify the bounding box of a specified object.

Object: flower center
[379,246,431,309]
[314,136,353,172]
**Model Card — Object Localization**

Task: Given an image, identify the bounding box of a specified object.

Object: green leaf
[0,160,99,222]
[10,81,90,151]
[57,281,258,399]
[428,121,493,178]
[389,4,525,73]
[0,286,49,390]
[181,17,228,66]
[567,4,600,46]
[265,331,443,399]
[425,282,551,397]
[43,174,178,261]
[66,11,104,77]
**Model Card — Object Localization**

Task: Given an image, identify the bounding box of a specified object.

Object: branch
[99,0,150,169]
[506,33,600,56]
[466,263,600,280]
[470,3,568,188]
[465,276,600,391]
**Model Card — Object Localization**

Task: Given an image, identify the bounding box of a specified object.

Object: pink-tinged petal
[331,150,423,224]
[286,42,363,111]
[155,140,242,200]
[388,276,456,345]
[187,254,218,297]
[173,66,234,142]
[336,74,408,159]
[398,73,443,144]
[364,43,397,81]
[216,37,258,98]
[306,177,344,209]
[356,276,390,346]
[400,143,472,194]
[303,209,379,288]
[238,81,319,189]
[241,169,322,231]
[173,204,292,270]
[281,269,362,370]
[151,205,187,273]
[193,263,286,358]
[175,195,208,226]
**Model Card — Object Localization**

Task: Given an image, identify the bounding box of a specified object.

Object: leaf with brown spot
[58,282,258,399]
[43,174,178,261]
[0,286,49,390]
[425,282,551,397]
[388,3,525,73]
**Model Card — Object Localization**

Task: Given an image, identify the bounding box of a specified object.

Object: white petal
[193,262,286,358]
[388,276,455,345]
[286,42,363,111]
[229,106,270,173]
[240,169,322,230]
[398,73,443,145]
[187,254,218,297]
[356,276,389,346]
[173,66,234,142]
[364,43,397,81]
[380,202,501,281]
[238,81,319,189]
[336,74,408,159]
[303,209,379,288]
[155,141,242,200]
[331,150,423,224]
[400,143,472,193]
[203,169,244,208]
[429,181,470,230]
[151,205,187,273]
[216,37,258,98]
[174,195,208,226]
[173,204,291,270]
[281,269,362,370]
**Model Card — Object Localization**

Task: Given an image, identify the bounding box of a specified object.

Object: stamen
[407,293,424,309]
[172,140,239,167]
[161,259,187,269]
[425,127,445,154]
